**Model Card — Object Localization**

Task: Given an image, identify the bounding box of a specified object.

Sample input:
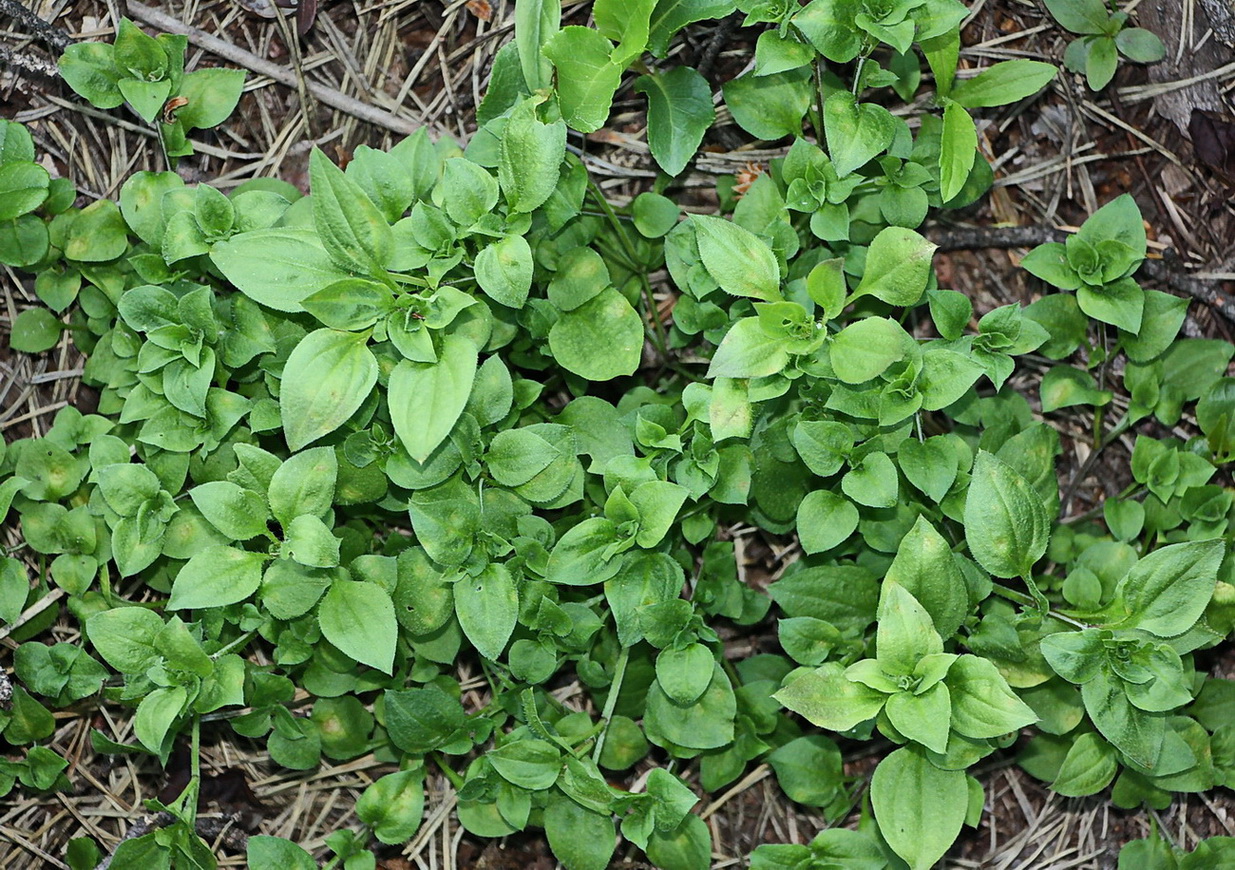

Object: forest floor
[4,1,1235,867]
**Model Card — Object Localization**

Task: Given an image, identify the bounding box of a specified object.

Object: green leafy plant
[5,4,1235,869]
[58,19,244,164]
[1044,0,1166,90]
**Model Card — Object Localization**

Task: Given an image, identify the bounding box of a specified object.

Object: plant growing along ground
[2,2,1234,869]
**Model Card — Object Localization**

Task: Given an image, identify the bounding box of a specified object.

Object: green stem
[992,582,1089,629]
[592,646,630,764]
[585,180,671,361]
[211,630,255,659]
[811,59,828,140]
[431,752,465,790]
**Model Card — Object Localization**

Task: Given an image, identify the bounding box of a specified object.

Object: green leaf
[268,447,338,528]
[309,148,393,274]
[656,642,714,705]
[775,662,887,731]
[1077,279,1144,333]
[212,229,353,313]
[722,67,813,140]
[388,334,477,462]
[1081,672,1164,769]
[515,0,560,91]
[1116,28,1166,64]
[1121,540,1224,637]
[824,92,897,177]
[939,101,977,202]
[548,288,644,381]
[692,215,781,301]
[947,655,1038,739]
[1052,732,1118,796]
[0,162,50,220]
[853,227,938,307]
[64,199,127,262]
[829,317,910,384]
[841,451,899,508]
[963,451,1050,579]
[876,581,943,676]
[630,480,689,547]
[58,43,125,109]
[489,739,563,790]
[284,515,340,568]
[546,517,621,586]
[870,747,968,870]
[302,278,393,331]
[635,67,715,176]
[595,0,654,63]
[357,768,425,844]
[11,308,62,353]
[168,545,265,610]
[885,516,967,638]
[190,481,268,540]
[792,0,862,63]
[796,491,859,555]
[1040,365,1113,412]
[1085,36,1119,89]
[648,0,737,57]
[318,580,397,673]
[543,27,623,133]
[454,563,518,661]
[475,234,534,308]
[499,97,566,213]
[176,68,246,130]
[544,792,616,870]
[87,607,164,673]
[766,735,843,807]
[645,662,736,750]
[247,836,317,870]
[280,329,378,452]
[1043,0,1111,34]
[707,317,789,379]
[134,686,186,756]
[950,60,1058,108]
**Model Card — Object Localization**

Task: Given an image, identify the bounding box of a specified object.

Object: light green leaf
[543,27,623,133]
[515,0,560,91]
[211,228,353,313]
[870,747,968,870]
[939,100,977,202]
[707,317,788,379]
[356,768,425,844]
[951,60,1058,109]
[280,329,378,452]
[692,215,781,301]
[388,333,477,462]
[885,516,967,638]
[318,579,397,673]
[963,451,1050,579]
[168,545,265,610]
[454,563,518,661]
[853,227,937,307]
[1121,539,1224,637]
[548,287,644,381]
[796,491,859,555]
[309,147,393,274]
[775,662,886,730]
[499,97,566,213]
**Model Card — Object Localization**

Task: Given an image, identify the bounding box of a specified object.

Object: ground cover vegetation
[2,1,1235,867]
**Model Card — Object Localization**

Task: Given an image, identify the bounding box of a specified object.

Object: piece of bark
[1138,2,1234,134]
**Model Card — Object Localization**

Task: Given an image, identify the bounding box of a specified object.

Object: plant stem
[591,645,630,764]
[585,179,671,360]
[991,582,1089,629]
